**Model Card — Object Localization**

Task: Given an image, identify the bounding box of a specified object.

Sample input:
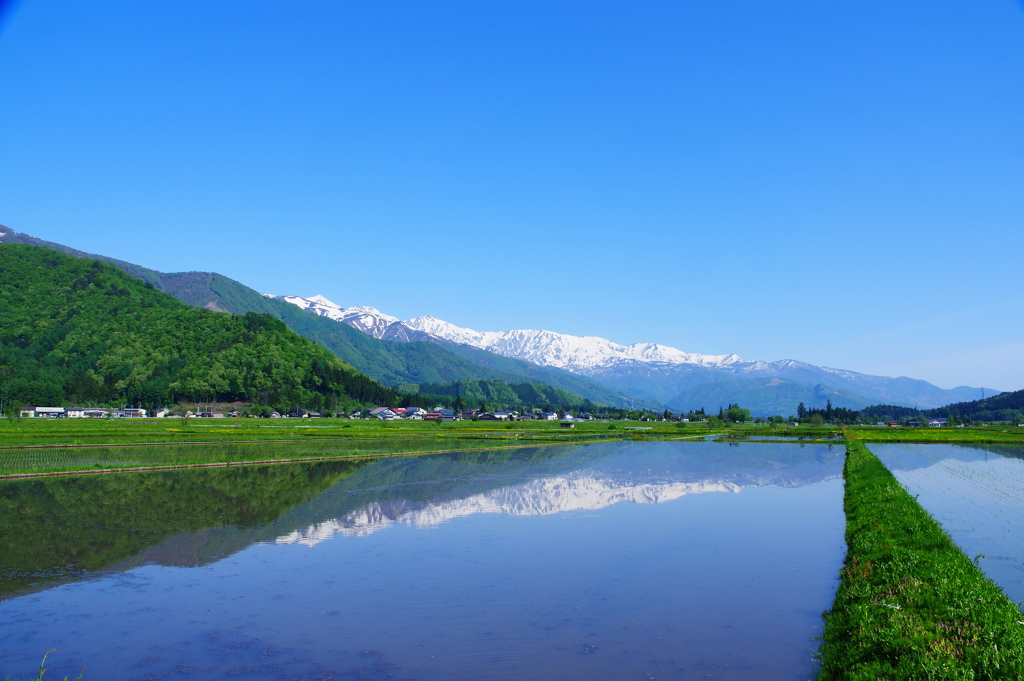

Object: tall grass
[2,650,84,681]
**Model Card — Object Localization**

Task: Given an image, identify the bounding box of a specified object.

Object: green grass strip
[845,427,1024,446]
[817,441,1024,679]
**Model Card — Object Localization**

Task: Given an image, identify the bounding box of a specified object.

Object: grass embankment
[0,419,723,477]
[716,424,844,443]
[817,441,1024,680]
[846,426,1024,445]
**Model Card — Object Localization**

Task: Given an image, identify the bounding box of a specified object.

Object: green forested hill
[862,388,1024,423]
[0,228,166,287]
[415,380,599,411]
[0,228,633,407]
[0,244,398,411]
[929,388,1024,421]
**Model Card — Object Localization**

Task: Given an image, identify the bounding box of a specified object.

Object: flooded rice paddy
[0,441,845,680]
[870,443,1024,607]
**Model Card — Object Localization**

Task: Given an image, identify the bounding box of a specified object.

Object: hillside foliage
[414,379,601,411]
[0,244,400,412]
[862,389,1024,424]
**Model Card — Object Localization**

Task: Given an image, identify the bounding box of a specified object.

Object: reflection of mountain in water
[0,458,371,599]
[868,443,1024,473]
[277,477,743,544]
[274,441,843,545]
[0,441,843,599]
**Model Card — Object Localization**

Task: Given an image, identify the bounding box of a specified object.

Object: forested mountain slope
[0,244,397,411]
[155,273,636,406]
[0,229,632,407]
[863,389,1024,423]
[931,389,1024,422]
[414,380,599,410]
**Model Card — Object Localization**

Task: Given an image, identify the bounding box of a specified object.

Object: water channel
[0,440,846,680]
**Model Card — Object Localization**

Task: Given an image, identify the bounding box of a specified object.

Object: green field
[0,417,725,476]
[4,419,1024,478]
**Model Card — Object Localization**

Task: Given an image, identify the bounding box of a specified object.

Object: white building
[117,408,147,418]
[20,406,66,418]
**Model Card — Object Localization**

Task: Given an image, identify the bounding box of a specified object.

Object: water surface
[0,441,845,680]
[871,443,1024,607]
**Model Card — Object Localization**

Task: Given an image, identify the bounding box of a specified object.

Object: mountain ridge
[0,226,994,415]
[0,228,638,408]
[270,293,993,414]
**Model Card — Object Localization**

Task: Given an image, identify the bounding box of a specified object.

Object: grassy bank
[846,426,1024,445]
[817,441,1024,680]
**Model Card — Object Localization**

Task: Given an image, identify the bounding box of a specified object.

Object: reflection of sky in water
[0,441,845,680]
[871,444,1024,607]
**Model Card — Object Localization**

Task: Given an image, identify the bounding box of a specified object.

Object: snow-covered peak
[344,305,399,324]
[306,294,342,309]
[267,295,402,338]
[404,315,488,346]
[274,295,348,322]
[405,317,743,373]
[271,295,746,373]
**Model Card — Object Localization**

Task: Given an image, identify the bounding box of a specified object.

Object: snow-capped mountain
[267,294,744,372]
[404,315,745,372]
[266,294,401,338]
[267,294,988,412]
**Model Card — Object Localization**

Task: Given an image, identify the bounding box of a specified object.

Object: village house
[117,408,147,418]
[19,406,66,418]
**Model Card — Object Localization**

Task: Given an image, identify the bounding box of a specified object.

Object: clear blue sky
[2,1,1023,391]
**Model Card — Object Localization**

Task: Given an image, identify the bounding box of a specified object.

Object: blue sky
[1,1,1023,391]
